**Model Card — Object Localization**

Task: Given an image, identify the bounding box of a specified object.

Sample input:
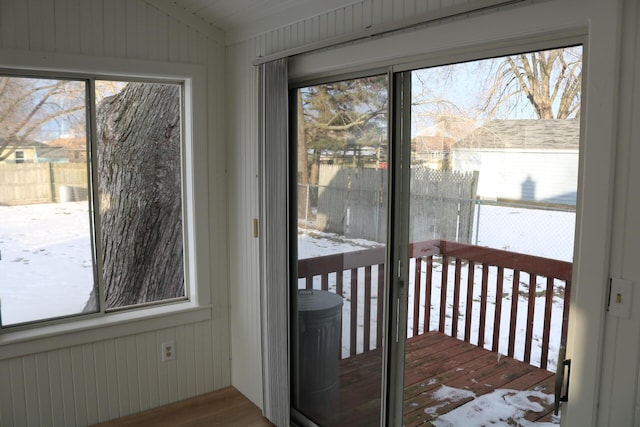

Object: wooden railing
[297,239,572,370]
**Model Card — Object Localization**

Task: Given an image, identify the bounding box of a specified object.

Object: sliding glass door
[291,45,582,427]
[291,75,389,426]
[400,47,581,426]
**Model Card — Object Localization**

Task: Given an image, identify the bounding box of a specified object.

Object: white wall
[453,149,579,204]
[0,0,231,425]
[225,0,640,425]
[225,37,264,408]
[598,0,640,425]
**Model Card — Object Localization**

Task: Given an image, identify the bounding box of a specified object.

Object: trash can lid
[298,289,343,312]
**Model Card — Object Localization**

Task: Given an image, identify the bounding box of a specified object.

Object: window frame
[0,52,211,358]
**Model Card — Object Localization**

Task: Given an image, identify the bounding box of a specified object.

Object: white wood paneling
[245,0,525,62]
[0,0,220,63]
[0,321,222,425]
[0,0,231,425]
[226,36,264,409]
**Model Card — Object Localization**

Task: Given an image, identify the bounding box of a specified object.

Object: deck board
[306,331,556,426]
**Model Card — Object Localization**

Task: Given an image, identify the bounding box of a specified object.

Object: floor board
[92,387,273,427]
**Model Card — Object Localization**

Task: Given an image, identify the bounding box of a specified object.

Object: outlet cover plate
[161,341,176,362]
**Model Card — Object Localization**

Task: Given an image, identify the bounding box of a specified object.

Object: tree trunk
[85,82,184,310]
[297,90,308,185]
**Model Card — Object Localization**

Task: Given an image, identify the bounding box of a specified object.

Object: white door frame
[282,2,622,425]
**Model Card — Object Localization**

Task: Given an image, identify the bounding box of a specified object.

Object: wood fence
[0,163,88,205]
[314,165,478,243]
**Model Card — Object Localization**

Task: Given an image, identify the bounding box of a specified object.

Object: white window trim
[0,49,211,358]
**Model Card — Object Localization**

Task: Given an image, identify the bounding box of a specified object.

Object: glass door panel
[292,75,389,426]
[402,46,582,426]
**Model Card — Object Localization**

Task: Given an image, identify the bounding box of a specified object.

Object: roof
[1,137,49,149]
[1,137,71,161]
[453,119,580,150]
[48,137,86,150]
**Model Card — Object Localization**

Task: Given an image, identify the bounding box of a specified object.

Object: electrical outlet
[161,341,176,362]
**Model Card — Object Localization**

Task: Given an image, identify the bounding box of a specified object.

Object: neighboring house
[452,119,579,205]
[47,136,87,162]
[0,138,70,163]
[411,134,455,170]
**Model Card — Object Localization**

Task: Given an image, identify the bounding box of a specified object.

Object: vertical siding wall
[226,38,263,408]
[0,322,217,426]
[0,0,231,425]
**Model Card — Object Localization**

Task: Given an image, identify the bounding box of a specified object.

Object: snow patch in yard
[0,202,94,325]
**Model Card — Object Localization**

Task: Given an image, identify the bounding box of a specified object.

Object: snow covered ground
[0,202,93,326]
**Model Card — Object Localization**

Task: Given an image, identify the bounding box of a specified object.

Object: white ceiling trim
[253,0,529,65]
[223,0,361,45]
[145,0,226,45]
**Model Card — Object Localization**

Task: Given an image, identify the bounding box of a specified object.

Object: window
[14,151,24,163]
[0,74,186,327]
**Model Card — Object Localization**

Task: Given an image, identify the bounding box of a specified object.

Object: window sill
[0,302,212,360]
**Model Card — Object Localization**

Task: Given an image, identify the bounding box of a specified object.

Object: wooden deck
[305,331,557,426]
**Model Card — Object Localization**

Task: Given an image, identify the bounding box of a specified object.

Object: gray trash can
[297,289,343,414]
[59,185,74,202]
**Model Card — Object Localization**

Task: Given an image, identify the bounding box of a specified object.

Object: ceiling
[149,0,358,43]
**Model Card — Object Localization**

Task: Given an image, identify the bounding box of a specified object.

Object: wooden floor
[93,387,273,427]
[303,331,556,426]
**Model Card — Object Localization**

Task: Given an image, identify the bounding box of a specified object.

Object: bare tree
[410,46,582,147]
[0,78,83,159]
[411,66,480,143]
[0,77,123,160]
[481,47,582,119]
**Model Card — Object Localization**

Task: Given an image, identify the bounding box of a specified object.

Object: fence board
[508,270,520,358]
[464,262,474,342]
[0,163,87,205]
[524,273,537,363]
[315,165,477,243]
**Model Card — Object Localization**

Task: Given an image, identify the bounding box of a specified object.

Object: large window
[0,74,186,327]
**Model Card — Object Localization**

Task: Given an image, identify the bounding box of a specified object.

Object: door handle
[554,347,571,415]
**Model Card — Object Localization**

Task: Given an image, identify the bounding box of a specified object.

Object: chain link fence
[472,199,576,262]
